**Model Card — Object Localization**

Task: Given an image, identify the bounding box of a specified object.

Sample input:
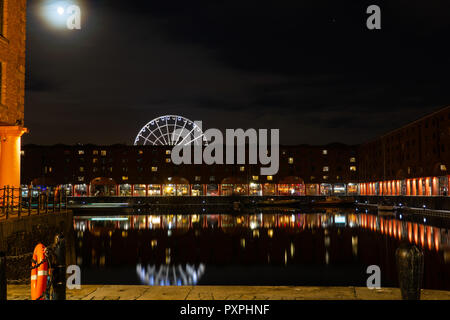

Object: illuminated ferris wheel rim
[134,115,206,146]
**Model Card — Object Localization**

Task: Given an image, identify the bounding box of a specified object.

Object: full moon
[57,7,65,15]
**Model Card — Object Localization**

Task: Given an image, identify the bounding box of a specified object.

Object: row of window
[287,156,356,164]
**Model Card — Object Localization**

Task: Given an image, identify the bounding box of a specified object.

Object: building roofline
[361,105,450,145]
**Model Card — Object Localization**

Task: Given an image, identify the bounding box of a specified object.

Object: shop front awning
[90,177,117,185]
[163,177,189,184]
[31,177,57,186]
[221,176,247,184]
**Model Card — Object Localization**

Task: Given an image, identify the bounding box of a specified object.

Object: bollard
[395,242,424,300]
[0,252,6,300]
[52,234,66,300]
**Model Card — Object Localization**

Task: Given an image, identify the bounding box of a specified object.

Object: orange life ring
[31,243,48,300]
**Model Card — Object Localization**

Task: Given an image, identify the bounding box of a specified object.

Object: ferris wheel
[134,115,207,146]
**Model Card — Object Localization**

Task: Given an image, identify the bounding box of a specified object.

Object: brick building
[19,107,450,198]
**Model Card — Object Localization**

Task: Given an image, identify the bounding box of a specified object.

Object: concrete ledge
[6,285,450,300]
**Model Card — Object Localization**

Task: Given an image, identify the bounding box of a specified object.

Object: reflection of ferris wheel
[134,115,207,146]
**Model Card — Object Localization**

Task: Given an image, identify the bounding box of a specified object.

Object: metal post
[45,193,48,214]
[52,234,66,300]
[59,189,62,212]
[28,187,32,216]
[0,252,6,300]
[37,193,41,215]
[18,188,22,218]
[395,242,424,300]
[53,190,56,213]
[1,187,4,215]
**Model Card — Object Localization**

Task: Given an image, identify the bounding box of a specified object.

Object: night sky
[24,0,450,146]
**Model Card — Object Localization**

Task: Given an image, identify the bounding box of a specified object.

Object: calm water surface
[73,208,450,290]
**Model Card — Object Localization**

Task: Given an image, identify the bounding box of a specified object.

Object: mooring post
[5,186,9,219]
[18,188,22,218]
[0,252,6,300]
[395,242,424,300]
[52,234,66,300]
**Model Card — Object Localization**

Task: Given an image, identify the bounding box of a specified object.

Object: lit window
[151,167,158,172]
[20,150,25,156]
[322,150,327,155]
[288,157,294,164]
[78,150,85,155]
[267,176,273,181]
[195,176,201,181]
[350,157,356,163]
[209,176,215,182]
[92,158,98,164]
[350,166,357,171]
[77,176,84,182]
[166,150,171,155]
[323,176,328,180]
[138,150,143,155]
[252,176,259,181]
[440,164,447,171]
[122,176,128,181]
[101,150,107,156]
[109,167,113,172]
[79,166,84,172]
[165,158,171,163]
[48,167,52,173]
[93,150,99,155]
[323,166,329,172]
[240,166,245,172]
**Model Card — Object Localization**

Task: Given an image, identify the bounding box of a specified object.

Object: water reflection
[73,210,450,289]
[136,263,206,286]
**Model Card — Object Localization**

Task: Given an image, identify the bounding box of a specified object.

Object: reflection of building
[359,106,450,196]
[74,212,449,289]
[0,0,28,189]
[20,106,450,197]
[21,143,359,196]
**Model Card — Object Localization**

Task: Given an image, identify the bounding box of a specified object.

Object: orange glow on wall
[434,228,440,251]
[427,226,432,250]
[408,223,412,242]
[0,126,28,197]
[420,225,425,247]
[414,224,419,244]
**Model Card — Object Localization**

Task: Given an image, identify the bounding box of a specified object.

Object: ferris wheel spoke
[171,117,179,145]
[134,115,205,147]
[163,119,172,145]
[155,121,169,145]
[174,120,188,145]
[183,133,205,146]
